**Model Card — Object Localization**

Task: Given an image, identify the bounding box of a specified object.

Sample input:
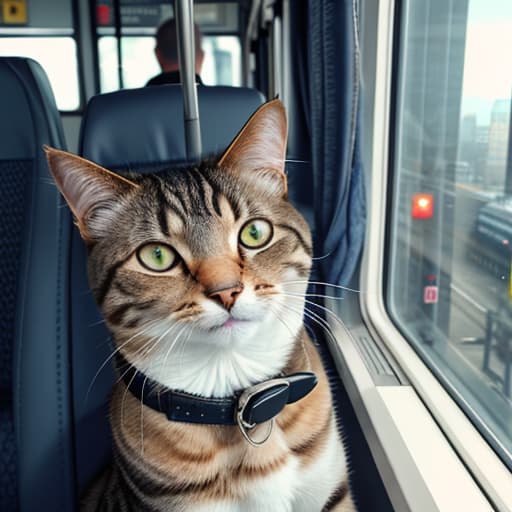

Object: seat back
[73,84,265,493]
[80,85,265,167]
[0,57,73,511]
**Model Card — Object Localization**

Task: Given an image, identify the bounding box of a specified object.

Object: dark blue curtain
[286,8,395,510]
[307,0,366,286]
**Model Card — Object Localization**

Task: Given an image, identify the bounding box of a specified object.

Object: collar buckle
[235,378,290,447]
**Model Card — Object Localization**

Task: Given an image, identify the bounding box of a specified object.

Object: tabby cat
[45,99,356,511]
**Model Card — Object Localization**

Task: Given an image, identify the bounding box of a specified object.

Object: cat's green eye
[239,219,273,249]
[137,243,177,272]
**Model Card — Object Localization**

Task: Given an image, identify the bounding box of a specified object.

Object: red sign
[96,5,111,26]
[424,286,438,304]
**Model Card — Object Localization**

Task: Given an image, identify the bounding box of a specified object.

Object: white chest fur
[187,421,347,512]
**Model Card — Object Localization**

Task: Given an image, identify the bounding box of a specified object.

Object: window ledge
[326,311,498,511]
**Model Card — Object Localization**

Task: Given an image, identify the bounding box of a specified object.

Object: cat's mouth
[222,317,251,328]
[207,316,253,332]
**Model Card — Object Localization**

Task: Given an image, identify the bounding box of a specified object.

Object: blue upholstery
[0,58,74,511]
[74,84,265,493]
[80,85,265,168]
[0,159,29,512]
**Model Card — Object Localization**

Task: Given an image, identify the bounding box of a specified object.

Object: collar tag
[236,378,290,446]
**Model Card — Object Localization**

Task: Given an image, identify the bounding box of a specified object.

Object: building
[485,99,510,189]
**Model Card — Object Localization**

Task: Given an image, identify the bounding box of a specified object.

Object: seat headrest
[0,57,64,159]
[80,85,265,168]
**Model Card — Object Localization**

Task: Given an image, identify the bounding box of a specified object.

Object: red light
[96,5,111,26]
[412,193,434,219]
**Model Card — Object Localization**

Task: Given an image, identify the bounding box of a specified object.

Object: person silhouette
[146,18,204,86]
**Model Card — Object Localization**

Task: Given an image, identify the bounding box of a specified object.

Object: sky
[461,0,512,125]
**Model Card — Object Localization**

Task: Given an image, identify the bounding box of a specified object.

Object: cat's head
[45,99,312,395]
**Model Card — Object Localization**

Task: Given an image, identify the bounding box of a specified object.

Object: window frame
[357,0,512,509]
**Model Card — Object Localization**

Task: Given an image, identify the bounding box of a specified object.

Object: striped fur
[46,100,356,511]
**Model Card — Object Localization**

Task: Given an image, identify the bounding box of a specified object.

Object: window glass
[98,36,120,93]
[201,36,241,86]
[388,0,512,466]
[98,35,241,92]
[0,37,80,111]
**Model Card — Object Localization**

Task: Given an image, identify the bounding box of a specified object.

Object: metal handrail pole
[175,0,202,161]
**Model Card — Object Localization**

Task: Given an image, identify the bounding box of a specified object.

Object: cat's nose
[207,283,243,311]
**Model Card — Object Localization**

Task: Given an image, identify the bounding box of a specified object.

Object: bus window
[98,34,241,92]
[0,37,80,111]
[95,1,241,92]
[387,0,512,466]
[201,36,241,86]
[0,0,81,111]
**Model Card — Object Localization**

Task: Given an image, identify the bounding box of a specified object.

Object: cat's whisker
[116,335,159,386]
[284,294,348,330]
[278,300,338,346]
[278,296,334,340]
[89,318,107,327]
[266,302,298,340]
[311,251,333,261]
[179,326,196,372]
[134,324,176,384]
[177,324,196,375]
[158,323,192,383]
[265,295,318,341]
[86,319,163,403]
[127,332,180,438]
[94,336,113,350]
[119,332,166,427]
[118,322,184,396]
[281,294,350,342]
[267,303,314,367]
[140,373,150,457]
[131,321,183,371]
[300,307,338,346]
[130,321,187,443]
[284,158,310,163]
[147,323,179,361]
[281,291,346,301]
[276,301,332,344]
[40,177,57,187]
[121,363,140,429]
[282,280,362,294]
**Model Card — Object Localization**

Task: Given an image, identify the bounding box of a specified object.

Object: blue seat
[73,84,266,494]
[80,84,265,168]
[0,61,388,512]
[0,57,73,511]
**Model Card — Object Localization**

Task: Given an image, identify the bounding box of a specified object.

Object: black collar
[117,353,317,439]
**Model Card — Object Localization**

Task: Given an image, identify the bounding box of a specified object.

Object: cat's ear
[44,146,139,242]
[218,98,288,198]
